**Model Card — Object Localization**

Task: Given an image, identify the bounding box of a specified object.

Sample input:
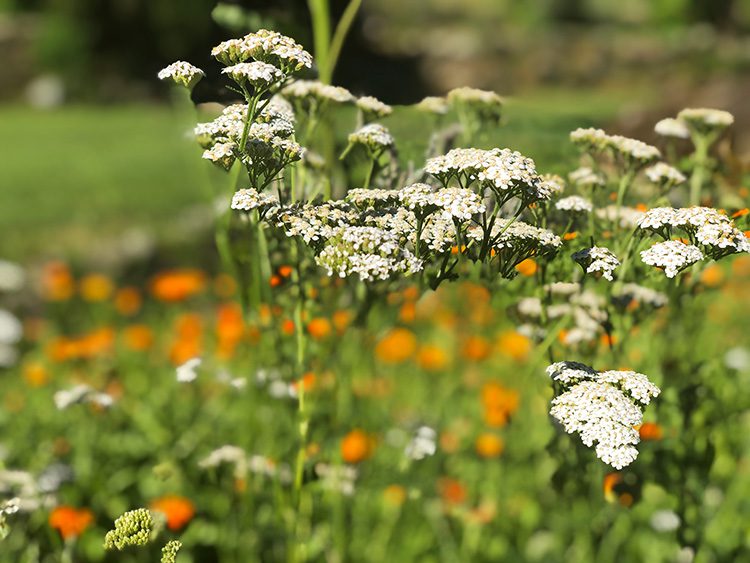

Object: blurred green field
[0,86,652,263]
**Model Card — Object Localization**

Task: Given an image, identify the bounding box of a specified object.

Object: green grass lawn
[0,86,655,263]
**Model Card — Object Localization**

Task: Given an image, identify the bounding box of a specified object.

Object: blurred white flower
[404,426,437,460]
[724,347,750,371]
[0,261,25,293]
[650,510,680,532]
[176,358,201,383]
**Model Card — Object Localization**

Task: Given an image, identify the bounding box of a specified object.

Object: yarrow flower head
[356,96,392,121]
[161,541,182,563]
[556,195,593,214]
[282,80,355,105]
[221,61,283,89]
[570,128,660,168]
[571,246,620,281]
[654,117,689,139]
[645,162,686,188]
[569,166,605,189]
[348,123,394,152]
[157,61,204,89]
[231,188,279,217]
[212,29,313,72]
[476,148,550,204]
[677,108,734,139]
[314,226,422,282]
[415,96,449,115]
[640,240,703,278]
[447,86,503,122]
[547,361,660,469]
[540,174,566,196]
[202,142,236,170]
[433,187,486,221]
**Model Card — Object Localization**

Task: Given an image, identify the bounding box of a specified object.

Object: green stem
[307,0,331,82]
[363,155,377,189]
[323,0,363,84]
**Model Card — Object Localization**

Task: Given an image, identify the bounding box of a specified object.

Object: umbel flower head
[314,226,422,282]
[356,96,393,122]
[221,61,283,90]
[645,162,686,189]
[282,80,355,106]
[415,96,449,115]
[547,361,661,469]
[570,128,660,169]
[555,195,592,214]
[157,61,204,89]
[447,86,504,122]
[677,108,734,139]
[571,246,620,281]
[104,508,154,550]
[348,123,394,152]
[640,240,704,278]
[211,29,313,72]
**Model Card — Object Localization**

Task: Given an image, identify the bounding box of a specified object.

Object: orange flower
[150,495,195,531]
[306,318,332,340]
[515,258,537,277]
[281,319,295,335]
[375,328,416,364]
[114,287,142,316]
[600,333,617,347]
[291,372,317,394]
[216,303,244,359]
[731,208,749,219]
[497,330,532,362]
[150,269,206,302]
[123,324,154,351]
[417,345,448,371]
[332,310,352,334]
[635,203,648,212]
[461,335,491,362]
[278,265,294,278]
[638,422,664,441]
[269,275,282,288]
[700,264,724,287]
[438,478,467,505]
[42,261,74,301]
[49,506,93,540]
[603,472,622,502]
[475,433,504,458]
[563,231,578,241]
[79,273,114,302]
[23,361,49,387]
[399,301,416,323]
[732,255,750,277]
[341,429,374,463]
[169,313,202,365]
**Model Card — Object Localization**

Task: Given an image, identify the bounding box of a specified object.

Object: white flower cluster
[348,123,394,151]
[447,86,504,109]
[415,96,449,115]
[258,96,296,124]
[212,29,313,71]
[404,426,437,460]
[540,174,566,195]
[677,108,734,137]
[470,219,561,253]
[282,80,355,104]
[645,162,686,187]
[569,166,605,189]
[315,463,358,496]
[315,226,422,281]
[640,240,704,278]
[346,188,399,208]
[356,96,392,119]
[201,142,236,169]
[547,361,660,469]
[157,61,204,89]
[570,128,660,166]
[277,202,358,244]
[615,283,669,309]
[571,246,620,281]
[654,117,689,139]
[595,204,644,229]
[221,61,283,89]
[231,188,279,214]
[54,384,114,410]
[638,206,749,259]
[424,147,549,204]
[432,187,486,220]
[556,195,593,214]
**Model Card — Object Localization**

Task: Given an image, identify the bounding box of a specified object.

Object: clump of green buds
[161,540,183,563]
[104,508,154,550]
